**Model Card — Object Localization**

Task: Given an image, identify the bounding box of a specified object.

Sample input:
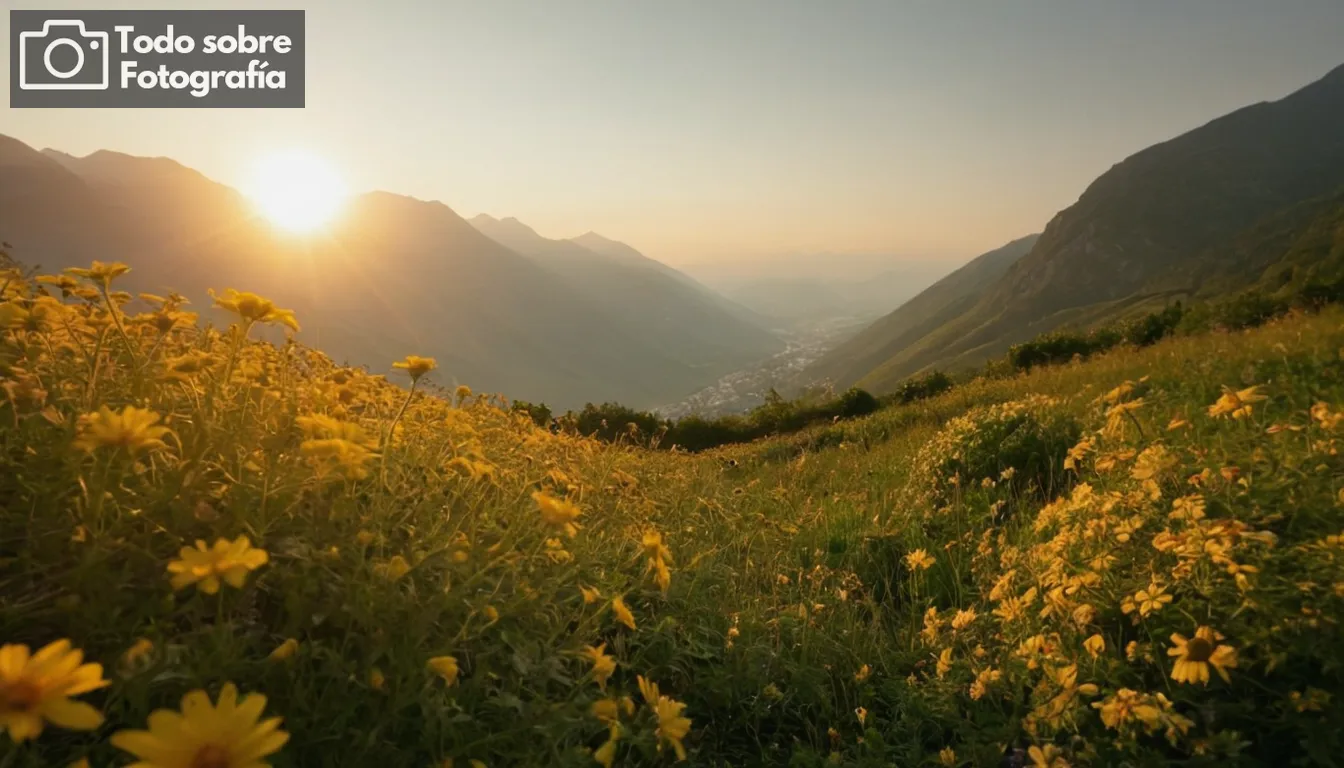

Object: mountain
[704,263,951,330]
[830,62,1344,393]
[800,234,1039,389]
[0,136,768,410]
[469,215,780,373]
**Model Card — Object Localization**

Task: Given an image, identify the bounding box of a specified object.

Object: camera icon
[18,20,110,90]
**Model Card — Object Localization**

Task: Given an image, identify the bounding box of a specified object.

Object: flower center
[0,679,42,713]
[191,744,232,768]
[1185,637,1215,663]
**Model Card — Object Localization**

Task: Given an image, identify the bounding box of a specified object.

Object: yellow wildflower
[905,549,935,570]
[583,644,616,691]
[428,655,460,686]
[210,288,300,331]
[166,537,269,594]
[854,706,867,726]
[0,639,108,742]
[1168,626,1237,684]
[593,722,621,767]
[73,405,171,454]
[65,260,130,289]
[1083,634,1105,659]
[1027,744,1070,768]
[532,490,582,537]
[612,596,637,630]
[580,585,602,604]
[951,608,977,630]
[268,639,299,662]
[854,664,871,683]
[111,683,288,767]
[936,647,953,678]
[651,696,691,761]
[121,638,154,672]
[392,355,437,381]
[375,555,412,581]
[1207,385,1267,419]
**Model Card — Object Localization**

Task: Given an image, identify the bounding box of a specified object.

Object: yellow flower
[300,438,377,480]
[1168,626,1237,684]
[939,747,957,766]
[167,537,269,594]
[392,355,437,382]
[73,405,171,454]
[593,722,621,767]
[969,668,1001,700]
[1027,744,1070,768]
[582,644,616,691]
[210,288,300,331]
[936,647,953,678]
[951,608,977,630]
[612,596,637,630]
[375,555,412,581]
[296,414,377,447]
[369,667,386,691]
[1083,634,1105,659]
[0,640,108,743]
[111,682,288,767]
[428,655,460,686]
[1207,385,1266,419]
[904,549,935,570]
[1092,688,1162,730]
[579,585,602,604]
[268,639,299,662]
[854,664,871,683]
[1122,581,1172,617]
[532,490,582,537]
[651,696,691,761]
[65,260,131,289]
[854,706,867,726]
[122,638,154,671]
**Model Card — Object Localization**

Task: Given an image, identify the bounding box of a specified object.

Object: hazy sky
[4,0,1343,269]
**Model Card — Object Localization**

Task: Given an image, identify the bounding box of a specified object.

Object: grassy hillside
[802,234,1039,391]
[3,257,1344,766]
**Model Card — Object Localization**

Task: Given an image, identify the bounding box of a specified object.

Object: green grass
[3,263,1344,767]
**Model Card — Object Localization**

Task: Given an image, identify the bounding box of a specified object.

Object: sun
[245,149,348,233]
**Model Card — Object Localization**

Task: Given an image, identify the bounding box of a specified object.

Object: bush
[511,399,552,428]
[885,371,954,406]
[906,394,1080,514]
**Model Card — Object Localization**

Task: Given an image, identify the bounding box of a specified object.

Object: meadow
[2,259,1343,767]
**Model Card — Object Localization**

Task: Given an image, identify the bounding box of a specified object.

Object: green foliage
[883,371,955,406]
[510,399,553,427]
[7,250,1344,765]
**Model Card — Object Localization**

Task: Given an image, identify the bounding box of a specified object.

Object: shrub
[906,394,1080,514]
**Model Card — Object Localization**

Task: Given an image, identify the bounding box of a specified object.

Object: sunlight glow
[246,149,348,233]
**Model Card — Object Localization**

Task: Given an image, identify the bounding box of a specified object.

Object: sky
[3,0,1344,271]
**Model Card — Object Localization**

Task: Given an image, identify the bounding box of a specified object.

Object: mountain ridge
[833,60,1344,393]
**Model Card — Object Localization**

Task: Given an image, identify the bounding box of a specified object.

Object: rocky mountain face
[814,62,1344,394]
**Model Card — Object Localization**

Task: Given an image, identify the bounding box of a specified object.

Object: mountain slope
[0,136,742,409]
[849,62,1344,393]
[469,214,781,375]
[800,234,1038,389]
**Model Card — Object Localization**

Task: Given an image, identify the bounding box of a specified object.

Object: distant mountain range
[801,61,1344,393]
[684,256,950,329]
[0,137,781,410]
